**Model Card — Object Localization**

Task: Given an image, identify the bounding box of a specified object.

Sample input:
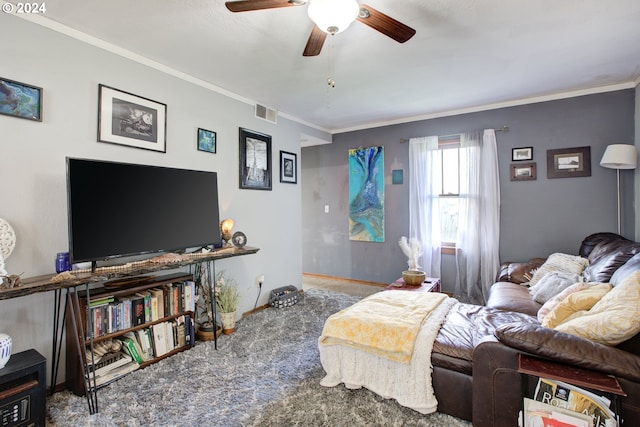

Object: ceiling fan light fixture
[308,0,359,35]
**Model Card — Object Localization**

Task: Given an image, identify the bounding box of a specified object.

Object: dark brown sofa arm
[495,323,640,382]
[495,258,546,284]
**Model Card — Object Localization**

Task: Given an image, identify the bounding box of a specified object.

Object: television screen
[66,158,221,264]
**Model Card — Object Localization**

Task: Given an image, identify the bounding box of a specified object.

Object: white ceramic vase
[0,333,12,369]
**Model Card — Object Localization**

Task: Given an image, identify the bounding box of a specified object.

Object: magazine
[533,378,616,427]
[524,398,593,427]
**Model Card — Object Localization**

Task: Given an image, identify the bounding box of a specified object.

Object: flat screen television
[66,157,221,265]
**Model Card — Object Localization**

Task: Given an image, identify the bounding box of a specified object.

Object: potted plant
[214,270,240,334]
[194,265,221,341]
[399,236,426,285]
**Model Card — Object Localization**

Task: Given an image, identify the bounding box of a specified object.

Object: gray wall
[302,90,636,292]
[0,13,328,385]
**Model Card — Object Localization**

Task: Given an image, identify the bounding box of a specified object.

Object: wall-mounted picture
[239,128,271,190]
[349,146,384,242]
[0,77,42,121]
[197,128,216,153]
[510,162,536,181]
[512,147,533,161]
[98,84,167,152]
[279,150,297,184]
[547,146,591,179]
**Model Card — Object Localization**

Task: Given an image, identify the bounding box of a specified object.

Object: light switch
[324,205,330,214]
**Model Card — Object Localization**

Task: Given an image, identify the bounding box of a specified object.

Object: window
[437,138,461,248]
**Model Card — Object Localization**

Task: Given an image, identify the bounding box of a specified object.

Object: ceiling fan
[225,0,416,57]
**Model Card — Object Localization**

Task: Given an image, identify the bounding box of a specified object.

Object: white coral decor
[399,236,423,271]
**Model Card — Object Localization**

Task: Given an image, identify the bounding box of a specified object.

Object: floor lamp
[600,144,638,235]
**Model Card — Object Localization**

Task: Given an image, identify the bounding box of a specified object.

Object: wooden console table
[0,246,259,407]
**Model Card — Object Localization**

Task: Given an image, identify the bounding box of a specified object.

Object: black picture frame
[546,146,592,179]
[197,128,216,153]
[512,147,533,161]
[98,84,167,152]
[510,162,537,181]
[0,77,42,121]
[279,150,297,184]
[239,128,272,190]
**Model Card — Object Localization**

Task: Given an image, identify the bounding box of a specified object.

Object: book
[523,398,593,427]
[184,281,195,312]
[89,361,140,388]
[152,322,168,357]
[131,295,146,326]
[135,329,153,361]
[533,378,616,427]
[150,287,166,321]
[120,297,132,329]
[87,352,132,378]
[118,336,144,364]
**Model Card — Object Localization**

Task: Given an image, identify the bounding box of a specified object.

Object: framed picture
[512,147,533,161]
[239,127,272,190]
[197,128,216,153]
[279,150,297,184]
[546,146,591,179]
[0,77,42,121]
[98,84,167,152]
[510,162,536,181]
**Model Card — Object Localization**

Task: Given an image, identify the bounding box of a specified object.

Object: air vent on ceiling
[255,104,277,124]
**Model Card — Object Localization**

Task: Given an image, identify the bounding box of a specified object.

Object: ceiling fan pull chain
[327,36,335,88]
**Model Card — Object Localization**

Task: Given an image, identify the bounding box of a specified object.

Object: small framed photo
[0,77,42,121]
[280,150,297,184]
[197,128,216,153]
[512,147,533,161]
[239,128,272,190]
[510,162,536,181]
[98,84,167,152]
[547,146,591,179]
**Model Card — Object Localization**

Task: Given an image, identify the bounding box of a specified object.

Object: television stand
[103,275,156,288]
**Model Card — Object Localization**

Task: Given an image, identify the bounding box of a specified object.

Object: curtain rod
[400,125,509,143]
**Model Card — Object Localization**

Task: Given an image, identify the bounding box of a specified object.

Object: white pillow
[530,271,581,304]
[528,253,589,290]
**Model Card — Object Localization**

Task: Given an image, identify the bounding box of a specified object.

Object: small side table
[384,277,441,292]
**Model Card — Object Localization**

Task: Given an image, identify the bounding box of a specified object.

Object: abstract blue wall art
[348,146,384,242]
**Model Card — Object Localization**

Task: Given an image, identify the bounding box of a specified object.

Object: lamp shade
[308,0,360,34]
[600,144,638,169]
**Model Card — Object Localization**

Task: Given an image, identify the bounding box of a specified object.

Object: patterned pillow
[530,271,581,304]
[554,272,640,345]
[528,253,589,289]
[542,283,611,328]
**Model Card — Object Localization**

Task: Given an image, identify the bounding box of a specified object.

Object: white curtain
[408,136,441,278]
[455,129,501,304]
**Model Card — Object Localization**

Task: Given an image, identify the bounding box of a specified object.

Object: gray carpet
[47,289,471,426]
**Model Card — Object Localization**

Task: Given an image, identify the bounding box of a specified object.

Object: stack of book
[522,378,617,427]
[86,351,139,388]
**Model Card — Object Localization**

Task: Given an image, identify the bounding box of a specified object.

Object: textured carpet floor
[47,289,472,426]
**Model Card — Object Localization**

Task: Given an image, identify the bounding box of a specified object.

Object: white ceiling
[13,0,640,133]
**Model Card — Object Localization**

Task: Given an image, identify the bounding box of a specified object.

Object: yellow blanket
[319,291,448,363]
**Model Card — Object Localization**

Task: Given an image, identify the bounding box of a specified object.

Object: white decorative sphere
[0,333,11,369]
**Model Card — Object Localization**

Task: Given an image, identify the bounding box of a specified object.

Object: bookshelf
[65,272,197,412]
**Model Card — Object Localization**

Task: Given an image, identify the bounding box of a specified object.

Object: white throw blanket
[319,292,457,414]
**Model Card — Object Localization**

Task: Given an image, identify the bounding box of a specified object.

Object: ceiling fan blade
[225,0,298,13]
[357,4,416,43]
[303,25,327,57]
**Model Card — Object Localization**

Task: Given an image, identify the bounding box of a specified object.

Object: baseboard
[302,272,386,288]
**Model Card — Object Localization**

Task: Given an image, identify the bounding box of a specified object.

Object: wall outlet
[324,205,329,214]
